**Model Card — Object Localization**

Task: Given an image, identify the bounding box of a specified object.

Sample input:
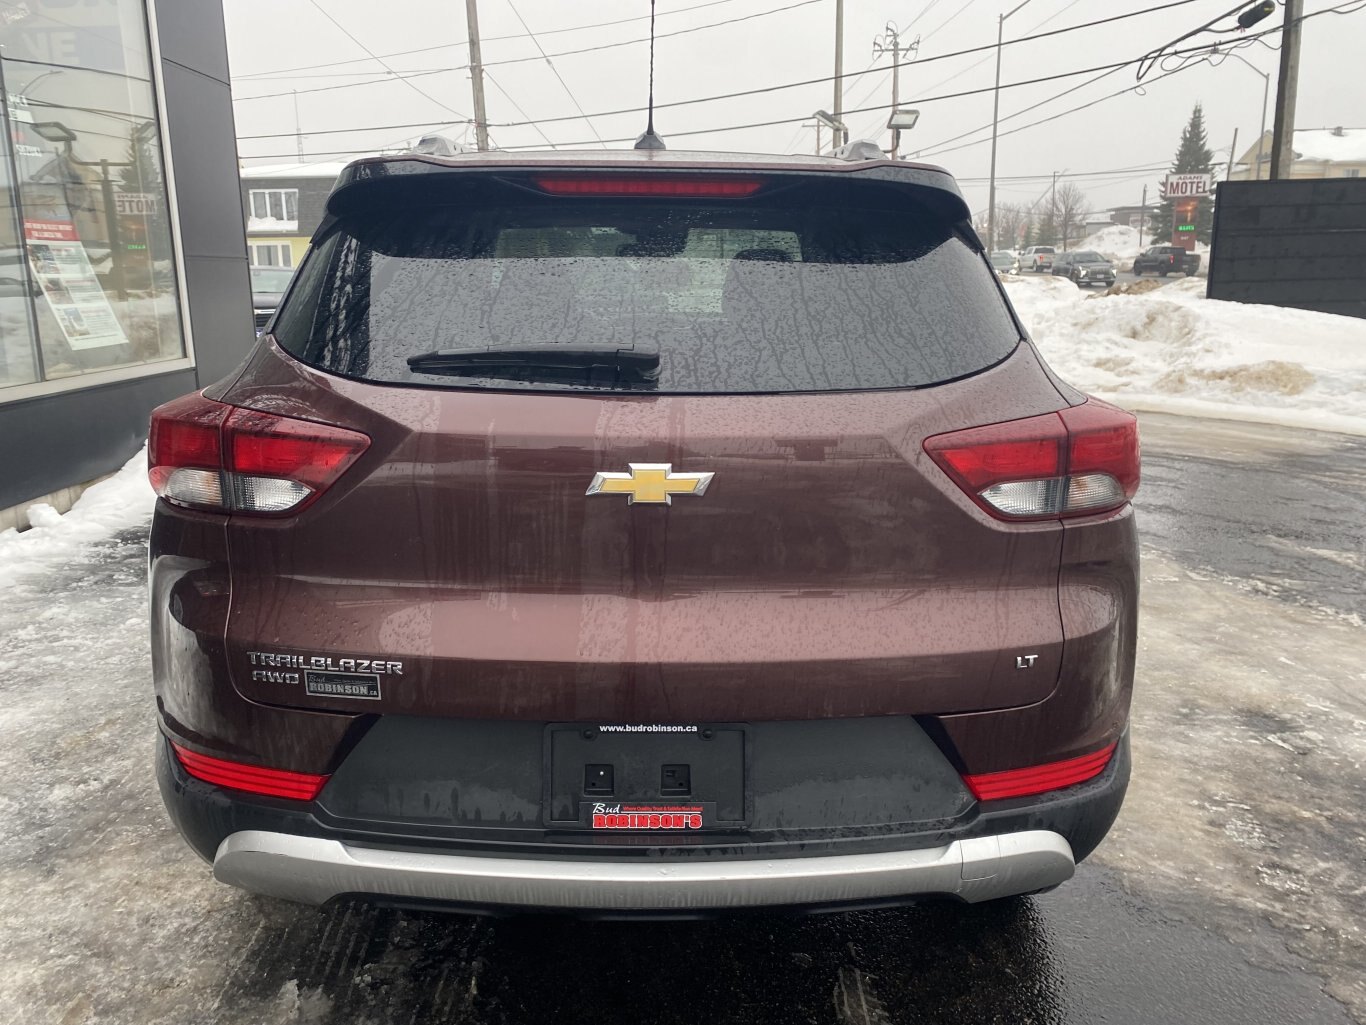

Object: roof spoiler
[317,157,984,252]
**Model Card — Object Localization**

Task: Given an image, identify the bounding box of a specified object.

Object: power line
[482,69,559,150]
[909,0,1361,160]
[240,0,1355,160]
[234,0,824,104]
[304,0,469,123]
[918,0,984,45]
[905,0,948,31]
[503,0,607,147]
[232,0,796,81]
[237,39,1248,158]
[237,0,1211,143]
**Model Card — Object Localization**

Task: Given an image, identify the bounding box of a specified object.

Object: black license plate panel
[545,724,746,828]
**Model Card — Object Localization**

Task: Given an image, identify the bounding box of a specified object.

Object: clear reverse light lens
[231,475,313,513]
[1064,472,1124,512]
[161,468,224,509]
[979,479,1063,517]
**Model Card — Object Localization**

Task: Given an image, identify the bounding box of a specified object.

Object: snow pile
[0,447,155,587]
[1007,276,1366,435]
[1078,224,1143,263]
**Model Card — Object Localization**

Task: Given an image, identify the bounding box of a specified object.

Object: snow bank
[0,447,154,587]
[1007,276,1366,435]
[1079,224,1143,262]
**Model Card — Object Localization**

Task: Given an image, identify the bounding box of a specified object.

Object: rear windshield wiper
[406,344,659,378]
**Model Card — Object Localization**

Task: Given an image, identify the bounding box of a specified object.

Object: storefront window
[0,0,186,396]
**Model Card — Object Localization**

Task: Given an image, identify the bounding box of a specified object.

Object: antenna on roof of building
[634,0,666,150]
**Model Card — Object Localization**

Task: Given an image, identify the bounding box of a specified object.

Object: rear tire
[1158,269,1169,277]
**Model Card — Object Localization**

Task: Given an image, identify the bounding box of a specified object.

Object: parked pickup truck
[1132,245,1201,277]
[1020,245,1055,272]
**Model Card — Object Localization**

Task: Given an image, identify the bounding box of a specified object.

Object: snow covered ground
[0,448,153,588]
[1007,274,1366,435]
[1077,224,1143,263]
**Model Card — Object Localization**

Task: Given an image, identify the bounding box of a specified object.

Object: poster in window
[23,219,129,350]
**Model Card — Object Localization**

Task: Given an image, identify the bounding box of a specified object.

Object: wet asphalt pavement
[1,415,1363,1025]
[215,868,1352,1025]
[1136,414,1366,621]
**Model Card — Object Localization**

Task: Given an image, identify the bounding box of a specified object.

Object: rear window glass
[273,187,1020,394]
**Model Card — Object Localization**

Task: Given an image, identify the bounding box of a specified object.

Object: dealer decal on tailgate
[591,803,704,830]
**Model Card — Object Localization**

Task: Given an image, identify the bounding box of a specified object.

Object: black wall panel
[1208,178,1366,320]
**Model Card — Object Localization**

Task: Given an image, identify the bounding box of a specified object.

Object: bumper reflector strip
[963,742,1117,801]
[171,742,329,801]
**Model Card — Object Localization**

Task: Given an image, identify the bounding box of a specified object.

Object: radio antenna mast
[635,0,666,150]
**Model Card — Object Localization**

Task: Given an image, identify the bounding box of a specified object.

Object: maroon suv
[148,149,1138,915]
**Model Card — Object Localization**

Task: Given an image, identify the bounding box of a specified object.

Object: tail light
[964,743,1117,801]
[171,742,328,800]
[148,392,369,515]
[924,399,1139,520]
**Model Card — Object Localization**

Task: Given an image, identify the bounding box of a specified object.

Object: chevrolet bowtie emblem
[586,463,715,505]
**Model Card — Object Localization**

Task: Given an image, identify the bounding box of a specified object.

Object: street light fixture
[887,108,920,159]
[30,120,77,144]
[986,0,1036,254]
[813,108,848,152]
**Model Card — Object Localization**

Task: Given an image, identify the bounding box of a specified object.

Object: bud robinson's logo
[591,803,704,830]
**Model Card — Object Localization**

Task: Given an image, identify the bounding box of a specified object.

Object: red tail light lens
[532,175,764,197]
[963,743,1117,801]
[924,399,1139,520]
[171,742,328,800]
[148,393,369,515]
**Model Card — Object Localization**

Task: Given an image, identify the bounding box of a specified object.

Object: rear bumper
[213,828,1075,911]
[158,729,1128,913]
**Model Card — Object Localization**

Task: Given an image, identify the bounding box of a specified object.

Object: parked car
[1020,245,1055,272]
[249,265,294,335]
[1132,245,1200,277]
[148,147,1139,916]
[989,250,1017,274]
[1052,250,1116,288]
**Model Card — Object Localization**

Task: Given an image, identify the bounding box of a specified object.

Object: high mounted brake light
[148,392,369,515]
[532,175,764,197]
[924,399,1139,520]
[171,743,328,800]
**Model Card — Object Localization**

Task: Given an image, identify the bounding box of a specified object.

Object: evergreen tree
[1151,104,1216,244]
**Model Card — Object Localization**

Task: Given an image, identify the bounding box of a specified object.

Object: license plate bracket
[544,724,747,829]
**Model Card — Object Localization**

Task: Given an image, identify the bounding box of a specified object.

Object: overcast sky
[224,0,1366,216]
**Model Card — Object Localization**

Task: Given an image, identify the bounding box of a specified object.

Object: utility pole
[465,0,490,151]
[1270,0,1302,179]
[872,25,917,160]
[1225,127,1238,181]
[986,0,1035,253]
[1137,184,1147,250]
[1050,170,1065,249]
[292,90,304,161]
[832,0,844,144]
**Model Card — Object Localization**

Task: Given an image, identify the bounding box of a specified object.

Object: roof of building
[1291,128,1366,164]
[239,159,368,180]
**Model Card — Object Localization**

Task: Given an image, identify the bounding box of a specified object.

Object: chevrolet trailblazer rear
[148,149,1138,915]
